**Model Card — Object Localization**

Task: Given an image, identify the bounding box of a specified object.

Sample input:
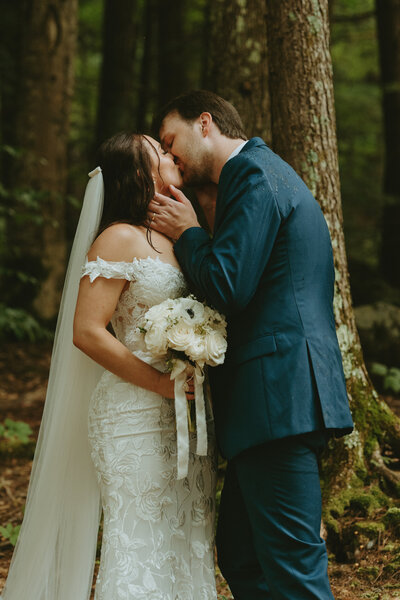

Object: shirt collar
[227,140,248,162]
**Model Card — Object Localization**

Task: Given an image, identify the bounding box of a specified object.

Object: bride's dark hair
[96,132,160,245]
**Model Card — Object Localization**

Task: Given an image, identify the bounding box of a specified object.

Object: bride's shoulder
[87,223,147,263]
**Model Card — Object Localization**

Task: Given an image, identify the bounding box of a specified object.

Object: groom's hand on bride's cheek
[148,185,201,241]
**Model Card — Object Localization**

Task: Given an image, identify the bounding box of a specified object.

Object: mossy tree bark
[7,0,78,320]
[205,0,271,142]
[376,0,400,288]
[266,0,400,553]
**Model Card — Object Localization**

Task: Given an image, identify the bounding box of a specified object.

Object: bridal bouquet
[138,295,227,479]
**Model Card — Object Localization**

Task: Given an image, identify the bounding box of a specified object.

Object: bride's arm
[73,225,193,399]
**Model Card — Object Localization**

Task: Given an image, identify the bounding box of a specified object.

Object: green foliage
[70,0,103,160]
[0,161,52,315]
[349,491,382,517]
[355,520,386,538]
[0,522,21,546]
[331,0,383,272]
[356,566,380,580]
[0,418,33,444]
[0,303,51,342]
[371,363,400,394]
[384,507,400,529]
[0,418,35,458]
[384,370,400,395]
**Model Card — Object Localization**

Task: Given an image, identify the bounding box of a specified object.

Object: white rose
[145,301,171,326]
[166,324,195,352]
[186,335,207,364]
[205,331,227,366]
[144,324,168,357]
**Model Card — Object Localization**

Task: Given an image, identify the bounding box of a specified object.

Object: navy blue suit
[174,138,353,599]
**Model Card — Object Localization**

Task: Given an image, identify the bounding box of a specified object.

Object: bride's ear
[137,168,157,192]
[150,173,159,193]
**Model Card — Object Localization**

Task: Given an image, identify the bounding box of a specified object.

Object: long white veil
[1,168,105,600]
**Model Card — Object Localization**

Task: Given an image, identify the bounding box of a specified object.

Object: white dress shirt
[226,140,248,162]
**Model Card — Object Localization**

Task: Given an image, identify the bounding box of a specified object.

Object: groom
[149,90,353,599]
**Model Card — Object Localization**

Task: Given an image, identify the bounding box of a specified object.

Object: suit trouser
[216,432,335,600]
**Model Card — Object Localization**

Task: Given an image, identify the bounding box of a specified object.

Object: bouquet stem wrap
[170,360,207,480]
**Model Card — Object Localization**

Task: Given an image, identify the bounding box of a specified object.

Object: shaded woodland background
[0,0,399,346]
[1,0,400,597]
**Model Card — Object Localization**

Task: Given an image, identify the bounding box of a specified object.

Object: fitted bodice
[82,255,189,355]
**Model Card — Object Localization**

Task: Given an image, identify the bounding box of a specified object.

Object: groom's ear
[199,112,212,136]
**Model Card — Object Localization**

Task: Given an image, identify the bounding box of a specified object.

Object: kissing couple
[1,90,353,600]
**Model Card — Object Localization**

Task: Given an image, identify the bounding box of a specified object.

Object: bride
[1,133,217,600]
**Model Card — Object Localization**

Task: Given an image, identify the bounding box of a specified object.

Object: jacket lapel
[214,137,267,231]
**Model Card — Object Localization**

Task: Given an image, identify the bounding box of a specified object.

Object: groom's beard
[181,149,214,188]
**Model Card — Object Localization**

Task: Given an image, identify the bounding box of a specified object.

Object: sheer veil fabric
[1,168,105,600]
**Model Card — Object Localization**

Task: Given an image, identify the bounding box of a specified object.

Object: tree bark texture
[11,0,78,319]
[266,0,400,548]
[96,0,139,145]
[376,0,400,287]
[205,0,271,142]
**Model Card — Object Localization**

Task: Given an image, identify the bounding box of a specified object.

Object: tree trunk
[0,0,21,186]
[96,0,139,145]
[157,0,189,111]
[8,0,78,320]
[200,0,212,89]
[136,0,155,132]
[205,0,271,143]
[266,0,400,555]
[376,0,400,288]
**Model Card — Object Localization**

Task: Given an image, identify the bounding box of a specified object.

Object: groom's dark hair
[154,90,247,139]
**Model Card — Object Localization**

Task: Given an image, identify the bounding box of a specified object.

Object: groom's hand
[148,185,201,242]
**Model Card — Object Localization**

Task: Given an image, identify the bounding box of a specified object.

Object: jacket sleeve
[174,155,282,316]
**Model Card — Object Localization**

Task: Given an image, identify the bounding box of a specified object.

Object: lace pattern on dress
[82,256,137,283]
[79,256,217,599]
[81,256,187,354]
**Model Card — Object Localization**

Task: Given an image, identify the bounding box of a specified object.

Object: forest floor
[1,341,400,599]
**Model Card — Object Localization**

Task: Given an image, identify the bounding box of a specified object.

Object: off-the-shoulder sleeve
[81,256,136,283]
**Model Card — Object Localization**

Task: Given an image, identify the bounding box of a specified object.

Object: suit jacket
[174,137,353,459]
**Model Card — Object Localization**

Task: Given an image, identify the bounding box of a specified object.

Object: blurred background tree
[1,0,400,561]
[1,0,78,321]
[95,0,140,146]
[204,0,271,142]
[376,0,400,289]
[1,0,396,319]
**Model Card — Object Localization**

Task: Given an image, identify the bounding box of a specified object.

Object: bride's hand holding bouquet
[139,295,227,479]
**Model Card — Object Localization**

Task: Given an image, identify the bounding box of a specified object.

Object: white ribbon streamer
[194,365,207,456]
[170,360,208,480]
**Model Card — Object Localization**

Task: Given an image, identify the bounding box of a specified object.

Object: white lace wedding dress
[81,256,218,600]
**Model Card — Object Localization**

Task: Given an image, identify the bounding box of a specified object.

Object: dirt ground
[1,341,400,599]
